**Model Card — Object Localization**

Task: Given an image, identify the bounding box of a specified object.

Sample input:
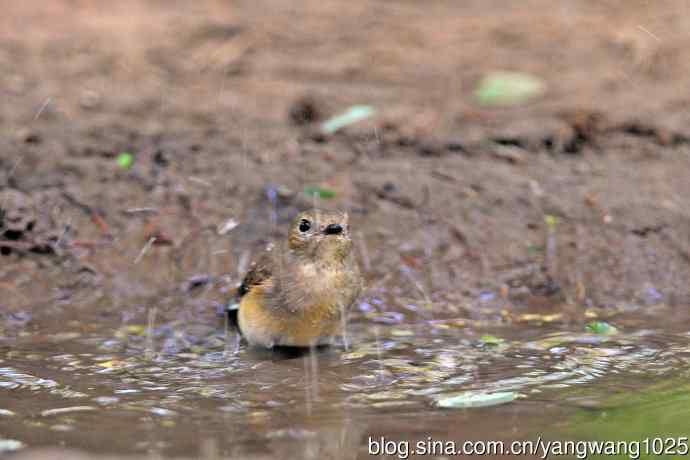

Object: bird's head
[288,209,352,262]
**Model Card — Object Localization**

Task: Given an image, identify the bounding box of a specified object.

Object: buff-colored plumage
[237,210,362,348]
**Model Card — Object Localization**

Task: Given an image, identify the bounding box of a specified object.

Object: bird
[232,209,362,348]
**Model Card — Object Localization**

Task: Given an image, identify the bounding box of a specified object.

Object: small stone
[79,90,102,110]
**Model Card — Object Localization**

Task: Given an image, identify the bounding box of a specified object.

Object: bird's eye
[299,219,311,232]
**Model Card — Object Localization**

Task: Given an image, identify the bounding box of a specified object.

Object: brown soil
[4,2,690,458]
[4,0,690,315]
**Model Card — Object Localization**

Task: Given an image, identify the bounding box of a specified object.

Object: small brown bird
[235,209,362,348]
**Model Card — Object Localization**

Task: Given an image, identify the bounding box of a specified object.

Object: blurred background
[3,1,690,459]
[4,0,690,307]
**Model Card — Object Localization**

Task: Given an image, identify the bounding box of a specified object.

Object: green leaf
[435,391,517,409]
[585,321,619,336]
[545,214,559,229]
[116,152,134,169]
[320,105,376,134]
[474,72,545,107]
[304,186,336,199]
[480,334,505,346]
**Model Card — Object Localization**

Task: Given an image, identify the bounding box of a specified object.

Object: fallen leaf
[304,186,336,199]
[480,335,505,346]
[116,152,134,169]
[586,321,619,335]
[475,72,545,107]
[320,105,376,134]
[435,391,517,408]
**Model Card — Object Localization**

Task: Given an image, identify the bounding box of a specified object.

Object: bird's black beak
[324,223,343,235]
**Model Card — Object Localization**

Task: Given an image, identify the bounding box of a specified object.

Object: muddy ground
[3,0,690,312]
[2,1,690,456]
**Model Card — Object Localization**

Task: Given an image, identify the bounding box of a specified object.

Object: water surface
[2,289,689,459]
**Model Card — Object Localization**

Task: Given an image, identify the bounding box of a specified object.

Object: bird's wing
[238,250,273,298]
[228,249,274,330]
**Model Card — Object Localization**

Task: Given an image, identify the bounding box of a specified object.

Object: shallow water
[2,284,690,459]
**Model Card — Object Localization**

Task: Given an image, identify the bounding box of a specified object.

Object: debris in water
[586,321,619,336]
[41,406,97,417]
[116,152,134,169]
[480,335,505,346]
[93,396,120,405]
[518,313,563,323]
[434,391,517,409]
[0,439,24,453]
[390,328,414,337]
[320,105,376,134]
[96,360,128,369]
[114,389,140,394]
[474,72,545,106]
[150,407,177,417]
[50,424,74,432]
[115,324,147,339]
